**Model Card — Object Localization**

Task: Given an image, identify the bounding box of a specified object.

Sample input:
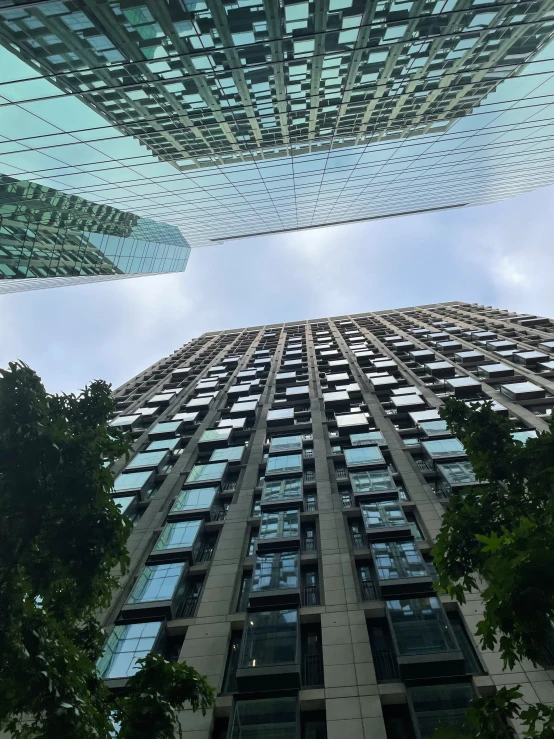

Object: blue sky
[0,182,552,396]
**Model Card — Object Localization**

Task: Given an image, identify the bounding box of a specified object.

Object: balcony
[302,583,319,607]
[360,579,379,601]
[373,648,400,682]
[302,650,324,687]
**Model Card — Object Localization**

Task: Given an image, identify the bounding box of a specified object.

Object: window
[252,551,299,592]
[126,563,185,604]
[422,438,465,458]
[262,477,302,503]
[259,509,299,539]
[114,495,137,518]
[149,420,182,435]
[170,486,218,513]
[199,428,232,444]
[344,445,385,466]
[147,437,180,452]
[113,470,154,494]
[126,450,167,470]
[239,609,298,669]
[154,520,202,551]
[387,598,459,655]
[229,697,298,739]
[267,407,295,421]
[336,412,368,428]
[237,573,252,612]
[248,530,258,555]
[110,415,139,428]
[97,621,163,679]
[409,683,474,739]
[357,564,378,600]
[511,430,537,444]
[210,445,244,462]
[350,469,396,494]
[270,435,303,453]
[419,420,448,437]
[185,462,227,485]
[372,541,427,580]
[266,453,302,475]
[437,461,477,486]
[361,501,406,529]
[351,430,386,446]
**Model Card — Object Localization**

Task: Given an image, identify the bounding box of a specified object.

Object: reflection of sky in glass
[2,34,554,247]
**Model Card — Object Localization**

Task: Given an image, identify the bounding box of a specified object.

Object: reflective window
[146,437,180,452]
[419,420,449,436]
[261,477,302,503]
[97,621,163,679]
[126,450,166,470]
[171,487,218,513]
[199,428,232,443]
[154,520,202,551]
[239,610,298,669]
[270,435,303,453]
[336,412,368,428]
[252,552,299,592]
[210,445,244,462]
[344,445,384,466]
[410,684,474,739]
[372,541,427,580]
[350,469,395,494]
[351,431,386,446]
[126,563,185,604]
[114,495,136,517]
[422,438,466,458]
[259,509,299,539]
[185,462,227,485]
[437,461,477,486]
[511,430,537,444]
[361,501,406,529]
[113,470,153,494]
[266,453,302,475]
[387,597,459,655]
[110,415,139,427]
[149,421,182,435]
[268,408,295,420]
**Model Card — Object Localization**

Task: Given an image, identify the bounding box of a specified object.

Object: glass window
[501,381,545,399]
[252,551,299,592]
[350,431,386,446]
[419,420,449,436]
[361,501,406,529]
[239,609,298,668]
[229,697,298,739]
[126,450,166,470]
[149,420,181,435]
[232,401,257,413]
[387,597,459,655]
[410,684,474,739]
[422,438,465,458]
[287,385,308,395]
[146,437,180,452]
[268,407,295,420]
[199,428,232,443]
[114,495,136,517]
[210,445,244,462]
[336,412,368,428]
[270,435,303,453]
[259,509,299,539]
[437,461,477,486]
[109,415,139,427]
[185,462,226,485]
[372,541,427,580]
[511,430,537,444]
[261,477,302,503]
[266,453,302,475]
[350,469,395,494]
[344,445,384,466]
[97,621,163,679]
[113,470,153,494]
[154,520,202,551]
[126,563,185,604]
[171,486,218,513]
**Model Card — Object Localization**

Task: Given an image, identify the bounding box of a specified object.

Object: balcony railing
[351,531,366,548]
[302,535,317,552]
[335,467,348,479]
[195,542,215,562]
[305,498,318,512]
[178,594,200,619]
[302,584,319,607]
[342,494,353,508]
[224,481,237,491]
[302,651,324,687]
[360,579,379,601]
[304,470,315,482]
[372,648,400,682]
[304,448,314,458]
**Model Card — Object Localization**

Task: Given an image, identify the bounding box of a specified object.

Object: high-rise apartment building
[101,301,554,739]
[0,174,190,292]
[2,2,554,243]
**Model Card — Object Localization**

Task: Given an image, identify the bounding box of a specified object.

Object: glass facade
[436,460,478,486]
[269,435,303,453]
[126,563,186,604]
[239,609,298,668]
[372,540,428,580]
[422,438,466,459]
[170,486,219,513]
[350,469,396,494]
[229,697,299,739]
[185,462,227,485]
[410,684,474,739]
[344,445,385,466]
[259,509,299,539]
[266,453,303,475]
[252,551,299,592]
[0,175,190,293]
[361,501,406,530]
[153,519,202,551]
[97,621,163,679]
[386,597,459,656]
[262,477,303,504]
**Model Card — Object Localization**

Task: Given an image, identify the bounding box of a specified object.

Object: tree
[432,399,554,739]
[0,361,214,739]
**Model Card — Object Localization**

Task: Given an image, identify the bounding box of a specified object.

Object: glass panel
[419,420,449,436]
[437,461,477,486]
[126,450,166,469]
[229,697,298,739]
[511,430,537,444]
[147,438,180,451]
[259,509,299,539]
[350,469,395,494]
[199,428,232,443]
[113,470,152,493]
[361,501,406,529]
[345,445,384,466]
[210,445,244,462]
[266,454,302,475]
[114,495,136,517]
[252,551,299,592]
[185,462,226,484]
[154,520,202,551]
[351,431,386,446]
[239,610,298,668]
[126,563,185,604]
[422,438,465,458]
[372,541,427,580]
[97,621,163,679]
[387,597,459,655]
[270,435,303,453]
[150,421,182,434]
[268,408,294,420]
[262,477,302,503]
[410,684,474,739]
[171,487,218,512]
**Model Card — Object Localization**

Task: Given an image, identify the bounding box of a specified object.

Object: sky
[0,182,552,396]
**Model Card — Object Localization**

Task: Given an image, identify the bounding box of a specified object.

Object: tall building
[1,2,554,243]
[101,301,554,739]
[0,174,190,293]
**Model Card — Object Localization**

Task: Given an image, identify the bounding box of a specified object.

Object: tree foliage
[433,399,554,739]
[0,361,214,739]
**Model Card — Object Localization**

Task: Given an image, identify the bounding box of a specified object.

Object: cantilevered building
[100,301,554,739]
[2,1,554,244]
[0,175,191,292]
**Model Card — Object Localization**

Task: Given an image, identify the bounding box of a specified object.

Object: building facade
[102,301,554,739]
[2,2,554,244]
[0,174,190,293]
